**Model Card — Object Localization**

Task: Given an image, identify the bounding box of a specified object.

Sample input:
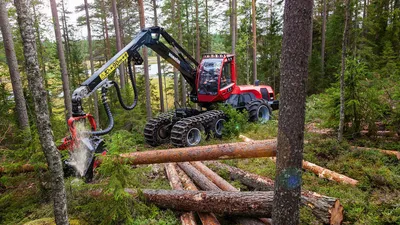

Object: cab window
[220,62,232,89]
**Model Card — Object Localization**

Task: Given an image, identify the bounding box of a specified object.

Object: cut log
[119,140,276,165]
[206,161,344,225]
[178,162,220,191]
[350,146,400,160]
[140,189,274,217]
[164,163,197,225]
[190,161,238,192]
[0,163,46,175]
[190,161,270,225]
[239,135,358,186]
[175,165,221,225]
[90,189,273,217]
[204,161,274,191]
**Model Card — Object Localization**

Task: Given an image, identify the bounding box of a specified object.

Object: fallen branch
[239,135,358,186]
[164,163,197,225]
[350,146,400,160]
[205,161,343,225]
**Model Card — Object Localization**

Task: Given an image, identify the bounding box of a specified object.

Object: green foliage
[218,104,249,138]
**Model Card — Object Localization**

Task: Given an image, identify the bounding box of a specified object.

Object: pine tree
[273,0,313,224]
[0,0,30,133]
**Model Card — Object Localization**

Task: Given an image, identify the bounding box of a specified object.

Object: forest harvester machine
[57,26,279,179]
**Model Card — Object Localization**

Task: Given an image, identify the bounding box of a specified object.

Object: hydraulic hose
[86,57,138,136]
[112,58,138,110]
[86,87,114,136]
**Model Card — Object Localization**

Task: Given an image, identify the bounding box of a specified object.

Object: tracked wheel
[144,112,174,147]
[170,110,225,147]
[246,99,272,123]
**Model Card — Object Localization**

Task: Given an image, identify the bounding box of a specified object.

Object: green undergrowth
[219,133,400,224]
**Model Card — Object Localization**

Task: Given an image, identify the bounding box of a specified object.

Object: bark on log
[350,146,400,160]
[190,162,269,225]
[239,135,358,186]
[119,140,276,165]
[164,163,198,225]
[140,189,274,217]
[4,140,276,175]
[0,164,46,175]
[191,161,238,192]
[178,162,220,191]
[206,161,343,225]
[175,166,221,225]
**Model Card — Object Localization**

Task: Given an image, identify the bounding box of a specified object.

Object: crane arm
[71,26,198,116]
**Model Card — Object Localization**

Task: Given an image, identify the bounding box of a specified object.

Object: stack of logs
[153,161,344,225]
[5,137,399,224]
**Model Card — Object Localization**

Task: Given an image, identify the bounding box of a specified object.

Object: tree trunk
[33,3,52,116]
[138,0,152,119]
[338,0,350,142]
[252,0,257,83]
[119,140,277,165]
[273,0,313,224]
[177,0,187,105]
[152,0,164,112]
[101,0,111,60]
[175,165,221,225]
[111,0,125,88]
[321,0,327,74]
[14,0,69,224]
[83,0,100,126]
[0,0,30,132]
[205,0,209,52]
[195,0,200,61]
[231,0,237,54]
[164,163,198,225]
[171,0,179,105]
[138,189,274,217]
[207,161,344,225]
[49,0,72,121]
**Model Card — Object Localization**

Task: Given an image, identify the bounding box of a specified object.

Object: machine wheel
[246,99,272,123]
[144,115,173,147]
[171,119,205,147]
[171,110,225,147]
[209,118,225,139]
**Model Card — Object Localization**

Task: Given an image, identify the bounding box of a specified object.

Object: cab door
[219,60,234,100]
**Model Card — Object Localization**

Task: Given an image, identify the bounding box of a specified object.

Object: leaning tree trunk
[177,0,187,105]
[138,0,152,119]
[338,0,350,142]
[14,0,69,224]
[273,0,313,224]
[49,0,72,122]
[0,0,30,132]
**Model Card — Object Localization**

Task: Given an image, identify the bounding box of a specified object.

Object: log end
[329,200,344,225]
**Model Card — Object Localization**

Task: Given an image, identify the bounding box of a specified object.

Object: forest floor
[1,116,400,224]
